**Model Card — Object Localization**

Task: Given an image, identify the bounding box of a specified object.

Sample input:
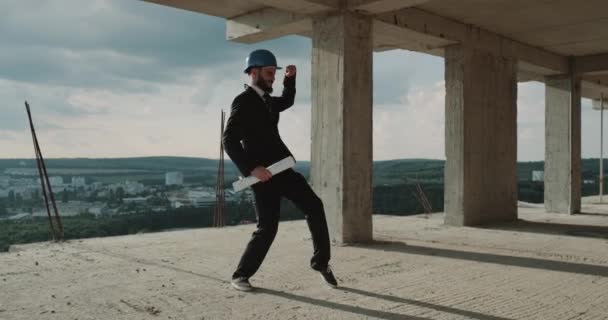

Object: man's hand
[251,166,272,182]
[285,65,296,78]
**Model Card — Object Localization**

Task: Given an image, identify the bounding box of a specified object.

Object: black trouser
[232,169,331,279]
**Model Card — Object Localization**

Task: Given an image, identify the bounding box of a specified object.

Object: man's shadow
[254,286,513,320]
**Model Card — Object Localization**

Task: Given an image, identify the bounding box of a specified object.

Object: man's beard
[255,76,273,94]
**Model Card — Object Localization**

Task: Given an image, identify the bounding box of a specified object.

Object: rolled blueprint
[232,156,296,192]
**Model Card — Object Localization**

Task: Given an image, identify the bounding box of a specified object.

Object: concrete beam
[252,0,338,14]
[372,20,454,54]
[143,0,336,18]
[223,4,569,79]
[226,8,310,43]
[580,74,608,100]
[585,74,608,84]
[575,53,608,75]
[142,0,259,19]
[311,12,374,244]
[226,9,453,53]
[376,8,569,75]
[348,0,430,14]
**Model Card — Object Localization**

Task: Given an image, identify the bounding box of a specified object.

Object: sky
[0,0,605,161]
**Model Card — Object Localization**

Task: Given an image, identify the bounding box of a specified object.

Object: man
[223,49,337,292]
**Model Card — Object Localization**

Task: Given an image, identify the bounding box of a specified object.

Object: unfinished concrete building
[143,0,608,243]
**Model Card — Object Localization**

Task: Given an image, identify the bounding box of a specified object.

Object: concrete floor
[2,199,608,320]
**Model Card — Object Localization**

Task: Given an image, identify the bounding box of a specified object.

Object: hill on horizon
[0,157,605,186]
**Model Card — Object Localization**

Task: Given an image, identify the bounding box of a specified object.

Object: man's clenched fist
[285,65,297,78]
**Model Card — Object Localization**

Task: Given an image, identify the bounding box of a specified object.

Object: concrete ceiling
[144,0,608,57]
[418,0,608,56]
[143,0,262,18]
[142,0,608,99]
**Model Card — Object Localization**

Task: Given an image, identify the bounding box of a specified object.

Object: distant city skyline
[1,1,606,162]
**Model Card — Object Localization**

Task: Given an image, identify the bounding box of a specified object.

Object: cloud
[0,0,311,90]
[581,98,606,160]
[516,81,605,161]
[374,81,445,160]
[0,60,311,158]
[0,131,17,142]
[0,0,568,162]
[371,80,569,162]
[517,81,546,161]
[373,50,443,105]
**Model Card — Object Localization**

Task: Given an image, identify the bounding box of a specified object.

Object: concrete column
[311,12,373,243]
[444,45,518,226]
[544,74,582,214]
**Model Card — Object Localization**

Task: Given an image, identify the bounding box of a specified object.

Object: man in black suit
[223,49,337,291]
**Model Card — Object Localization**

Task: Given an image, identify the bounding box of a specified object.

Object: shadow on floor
[254,287,511,320]
[339,287,513,320]
[256,287,431,320]
[355,240,608,277]
[577,211,608,217]
[258,286,514,320]
[81,244,481,319]
[482,219,608,239]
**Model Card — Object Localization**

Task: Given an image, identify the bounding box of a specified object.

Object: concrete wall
[310,12,373,243]
[444,45,518,226]
[545,75,582,214]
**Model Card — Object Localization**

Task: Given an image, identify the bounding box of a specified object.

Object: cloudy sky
[0,0,604,161]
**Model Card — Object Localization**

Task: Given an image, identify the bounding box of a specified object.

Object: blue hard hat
[244,49,282,73]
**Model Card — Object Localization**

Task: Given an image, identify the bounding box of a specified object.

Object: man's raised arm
[269,65,297,112]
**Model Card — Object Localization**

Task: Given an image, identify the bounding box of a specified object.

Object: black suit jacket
[222,76,296,177]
